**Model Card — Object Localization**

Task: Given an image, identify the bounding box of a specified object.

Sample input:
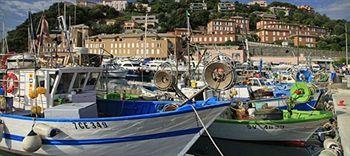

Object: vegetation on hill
[3,1,350,53]
[6,3,123,52]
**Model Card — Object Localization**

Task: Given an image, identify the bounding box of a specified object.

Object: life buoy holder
[2,72,18,94]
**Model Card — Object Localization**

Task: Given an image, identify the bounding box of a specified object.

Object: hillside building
[101,0,128,12]
[190,2,207,11]
[85,33,180,59]
[247,0,267,7]
[217,2,235,12]
[256,19,327,48]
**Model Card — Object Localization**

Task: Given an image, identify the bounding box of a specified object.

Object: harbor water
[188,135,323,156]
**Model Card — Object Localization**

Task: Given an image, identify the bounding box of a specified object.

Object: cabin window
[86,72,99,90]
[57,73,74,94]
[251,79,260,86]
[73,73,87,90]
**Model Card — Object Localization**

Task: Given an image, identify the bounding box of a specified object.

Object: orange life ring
[2,72,18,94]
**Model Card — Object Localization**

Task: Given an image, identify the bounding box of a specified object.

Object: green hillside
[4,1,350,53]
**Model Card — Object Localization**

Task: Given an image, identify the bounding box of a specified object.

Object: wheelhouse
[4,67,102,111]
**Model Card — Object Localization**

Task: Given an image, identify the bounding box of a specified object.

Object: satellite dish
[203,61,234,90]
[154,70,175,91]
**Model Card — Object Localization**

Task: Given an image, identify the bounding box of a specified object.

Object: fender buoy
[22,130,42,153]
[2,72,18,94]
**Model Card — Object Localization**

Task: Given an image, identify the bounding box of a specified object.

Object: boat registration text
[72,122,108,130]
[246,124,285,130]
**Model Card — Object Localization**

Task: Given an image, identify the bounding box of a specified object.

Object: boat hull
[209,118,327,143]
[107,71,128,78]
[0,104,227,155]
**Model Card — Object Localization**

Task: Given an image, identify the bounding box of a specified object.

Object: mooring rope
[190,105,224,156]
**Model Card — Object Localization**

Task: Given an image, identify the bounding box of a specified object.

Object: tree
[276,10,286,19]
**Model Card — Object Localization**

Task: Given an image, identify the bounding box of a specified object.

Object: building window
[157,49,160,54]
[127,49,130,54]
[123,43,126,48]
[127,43,130,48]
[157,43,161,48]
[141,49,144,54]
[151,43,154,48]
[132,43,135,48]
[214,37,217,42]
[151,49,154,54]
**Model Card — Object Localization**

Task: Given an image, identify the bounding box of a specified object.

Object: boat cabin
[4,67,102,111]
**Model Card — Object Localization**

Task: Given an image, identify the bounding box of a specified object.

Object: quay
[332,88,350,156]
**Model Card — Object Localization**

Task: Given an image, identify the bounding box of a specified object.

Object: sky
[0,0,349,38]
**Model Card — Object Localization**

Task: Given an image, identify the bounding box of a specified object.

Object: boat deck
[332,89,350,156]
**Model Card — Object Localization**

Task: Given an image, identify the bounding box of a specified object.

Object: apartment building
[217,2,235,12]
[207,17,249,35]
[256,19,327,47]
[76,0,97,8]
[131,15,158,29]
[101,0,128,12]
[124,20,136,30]
[298,5,314,13]
[190,3,207,11]
[172,28,204,37]
[247,0,267,7]
[230,16,250,33]
[191,34,237,45]
[134,3,152,12]
[269,6,290,16]
[207,19,236,35]
[85,33,180,59]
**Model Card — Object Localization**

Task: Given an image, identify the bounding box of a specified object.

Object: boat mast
[58,2,76,66]
[186,10,191,85]
[144,13,147,59]
[1,22,8,54]
[346,23,348,66]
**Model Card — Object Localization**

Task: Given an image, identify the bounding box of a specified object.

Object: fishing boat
[209,110,332,143]
[0,68,229,155]
[0,52,230,155]
[101,61,128,78]
[208,82,332,144]
[0,12,232,155]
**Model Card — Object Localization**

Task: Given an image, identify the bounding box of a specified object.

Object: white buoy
[33,123,58,137]
[323,138,341,149]
[22,130,42,153]
[319,148,338,156]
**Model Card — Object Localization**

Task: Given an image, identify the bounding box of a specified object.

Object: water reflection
[188,135,323,156]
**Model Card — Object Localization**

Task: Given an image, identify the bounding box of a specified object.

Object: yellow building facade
[85,33,180,59]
